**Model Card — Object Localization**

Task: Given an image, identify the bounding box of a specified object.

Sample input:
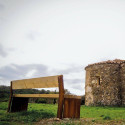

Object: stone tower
[85,59,125,106]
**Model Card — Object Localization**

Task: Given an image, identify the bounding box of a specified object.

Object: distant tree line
[0,85,85,104]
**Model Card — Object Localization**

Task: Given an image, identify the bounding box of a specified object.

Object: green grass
[0,102,57,125]
[0,102,125,125]
[80,105,125,120]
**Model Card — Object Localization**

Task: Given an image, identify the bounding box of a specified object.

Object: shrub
[103,116,111,120]
[81,95,85,105]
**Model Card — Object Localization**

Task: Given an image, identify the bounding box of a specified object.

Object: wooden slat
[12,75,61,89]
[64,95,81,99]
[13,94,59,98]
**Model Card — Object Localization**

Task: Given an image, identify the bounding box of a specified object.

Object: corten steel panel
[12,75,61,89]
[7,82,13,112]
[63,98,69,118]
[13,94,59,98]
[63,98,81,118]
[74,99,81,118]
[64,95,81,99]
[10,97,29,112]
[69,98,75,118]
[57,75,64,119]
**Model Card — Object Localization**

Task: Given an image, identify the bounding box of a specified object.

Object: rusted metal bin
[63,95,81,118]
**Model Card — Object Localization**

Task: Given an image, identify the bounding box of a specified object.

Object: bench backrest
[12,75,60,89]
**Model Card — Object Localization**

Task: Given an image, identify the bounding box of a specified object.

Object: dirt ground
[36,118,125,125]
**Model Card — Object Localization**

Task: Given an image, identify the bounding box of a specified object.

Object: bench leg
[57,76,64,119]
[10,97,29,112]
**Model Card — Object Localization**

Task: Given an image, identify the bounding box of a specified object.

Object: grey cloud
[0,44,8,57]
[64,78,85,91]
[0,63,85,89]
[0,63,83,82]
[52,64,84,75]
[65,78,84,84]
[0,64,48,81]
[0,4,5,11]
[73,85,84,91]
[68,83,84,91]
[27,31,41,41]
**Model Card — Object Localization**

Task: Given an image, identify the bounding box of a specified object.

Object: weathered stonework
[85,59,125,106]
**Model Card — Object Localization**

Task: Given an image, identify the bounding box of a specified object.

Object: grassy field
[0,102,125,125]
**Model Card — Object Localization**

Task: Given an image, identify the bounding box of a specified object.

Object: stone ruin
[85,59,125,106]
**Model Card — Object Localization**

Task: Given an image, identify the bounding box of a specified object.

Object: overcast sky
[0,0,125,95]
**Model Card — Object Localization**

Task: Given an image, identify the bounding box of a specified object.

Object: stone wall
[85,63,122,106]
[120,63,125,106]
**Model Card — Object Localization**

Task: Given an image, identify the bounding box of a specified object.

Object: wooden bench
[7,75,64,119]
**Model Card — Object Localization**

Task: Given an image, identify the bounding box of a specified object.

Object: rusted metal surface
[11,97,29,112]
[63,96,81,118]
[64,94,81,99]
[74,98,81,118]
[57,75,64,119]
[7,82,13,112]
